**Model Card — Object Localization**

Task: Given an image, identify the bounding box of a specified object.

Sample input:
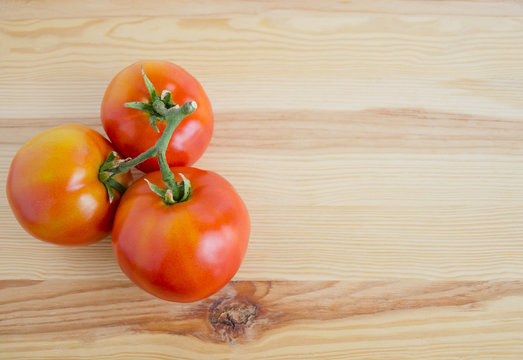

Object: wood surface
[1,0,523,358]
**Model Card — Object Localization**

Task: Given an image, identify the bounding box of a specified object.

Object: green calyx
[124,67,178,132]
[98,151,128,203]
[144,173,191,205]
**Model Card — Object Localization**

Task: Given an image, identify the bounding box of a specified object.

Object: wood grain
[1,280,523,359]
[1,0,523,358]
[2,0,523,19]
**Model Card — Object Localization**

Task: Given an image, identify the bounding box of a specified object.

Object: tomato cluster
[6,61,250,303]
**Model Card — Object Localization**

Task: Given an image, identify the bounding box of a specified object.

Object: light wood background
[1,0,523,358]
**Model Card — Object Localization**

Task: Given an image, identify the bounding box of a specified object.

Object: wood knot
[209,297,258,343]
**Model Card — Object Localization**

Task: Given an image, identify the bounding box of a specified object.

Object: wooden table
[1,1,523,358]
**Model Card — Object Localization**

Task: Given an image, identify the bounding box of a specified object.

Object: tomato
[112,167,250,302]
[100,60,213,173]
[6,125,132,246]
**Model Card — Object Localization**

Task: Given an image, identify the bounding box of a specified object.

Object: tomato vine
[99,68,197,204]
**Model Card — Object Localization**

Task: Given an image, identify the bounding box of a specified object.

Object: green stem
[100,100,197,204]
[108,101,196,177]
[156,114,178,195]
[155,100,197,201]
[106,177,127,194]
[110,146,158,175]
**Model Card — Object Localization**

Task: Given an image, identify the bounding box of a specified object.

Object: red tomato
[100,60,213,173]
[112,167,250,302]
[6,125,132,246]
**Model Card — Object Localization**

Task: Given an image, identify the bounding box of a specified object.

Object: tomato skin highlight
[112,167,250,302]
[101,60,213,173]
[6,125,132,246]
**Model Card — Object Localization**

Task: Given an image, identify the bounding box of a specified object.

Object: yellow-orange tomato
[112,167,250,302]
[6,125,132,246]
